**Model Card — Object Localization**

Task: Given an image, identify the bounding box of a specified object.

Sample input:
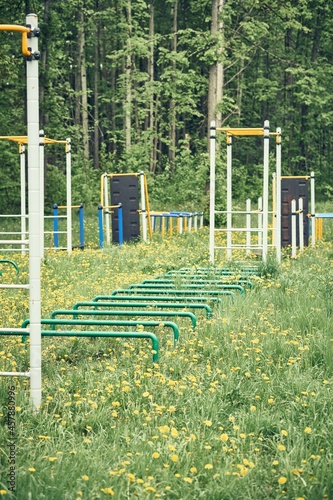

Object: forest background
[0,0,333,215]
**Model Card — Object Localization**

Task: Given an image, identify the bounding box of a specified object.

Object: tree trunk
[93,2,100,169]
[78,8,90,163]
[208,0,225,143]
[124,0,132,152]
[169,0,178,170]
[148,0,156,174]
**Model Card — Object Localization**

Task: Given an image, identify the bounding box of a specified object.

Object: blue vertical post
[98,204,104,248]
[118,204,123,246]
[53,204,59,248]
[79,203,84,249]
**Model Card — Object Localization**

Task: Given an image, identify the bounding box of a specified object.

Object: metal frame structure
[209,120,282,264]
[0,15,41,409]
[100,171,152,243]
[0,134,71,257]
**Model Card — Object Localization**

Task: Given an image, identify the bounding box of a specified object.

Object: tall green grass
[0,225,333,499]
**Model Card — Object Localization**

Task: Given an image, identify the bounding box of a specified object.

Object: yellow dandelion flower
[250,405,256,412]
[203,420,212,427]
[81,475,89,481]
[0,491,7,496]
[277,444,286,451]
[100,487,114,496]
[183,477,192,483]
[170,427,179,438]
[152,452,160,459]
[171,454,178,462]
[143,391,150,397]
[221,433,229,442]
[204,463,213,469]
[190,467,197,474]
[28,468,36,473]
[49,457,57,462]
[304,427,312,434]
[281,430,288,436]
[278,476,287,485]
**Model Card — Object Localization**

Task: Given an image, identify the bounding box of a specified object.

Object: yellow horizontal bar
[217,128,265,136]
[0,25,31,57]
[0,135,67,147]
[281,176,309,180]
[108,173,139,178]
[57,205,81,209]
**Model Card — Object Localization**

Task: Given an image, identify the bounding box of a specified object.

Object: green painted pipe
[73,301,213,319]
[128,283,244,294]
[0,259,19,275]
[0,329,158,362]
[143,278,253,289]
[51,309,197,329]
[92,295,222,305]
[21,318,179,346]
[111,287,243,297]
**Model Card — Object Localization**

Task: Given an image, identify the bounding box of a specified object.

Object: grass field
[0,219,333,499]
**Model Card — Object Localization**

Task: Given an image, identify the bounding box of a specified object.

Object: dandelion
[203,420,212,427]
[81,475,89,481]
[304,427,312,434]
[204,463,213,469]
[190,467,197,474]
[152,452,160,459]
[0,491,7,496]
[143,391,150,397]
[221,433,229,442]
[250,405,256,412]
[170,427,179,437]
[28,468,36,473]
[278,476,287,485]
[100,487,114,496]
[49,457,57,462]
[277,444,286,451]
[183,477,192,483]
[281,430,288,436]
[171,454,178,462]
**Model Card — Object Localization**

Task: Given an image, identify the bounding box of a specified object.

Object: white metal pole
[140,172,147,242]
[246,198,251,256]
[226,134,232,259]
[66,138,72,255]
[258,197,263,250]
[26,13,41,410]
[20,144,27,254]
[299,197,304,251]
[275,128,282,263]
[104,173,110,245]
[291,199,297,258]
[209,121,216,264]
[310,171,315,247]
[39,129,44,259]
[262,120,270,263]
[194,214,198,231]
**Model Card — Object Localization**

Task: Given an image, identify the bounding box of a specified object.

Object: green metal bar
[0,259,20,275]
[92,295,222,305]
[144,278,253,289]
[51,309,197,329]
[0,329,159,362]
[72,301,213,319]
[21,318,179,345]
[112,287,243,296]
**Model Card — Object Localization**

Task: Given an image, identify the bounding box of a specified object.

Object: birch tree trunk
[78,8,90,163]
[169,0,178,170]
[148,0,156,174]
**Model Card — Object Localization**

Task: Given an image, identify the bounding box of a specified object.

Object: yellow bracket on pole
[0,25,31,57]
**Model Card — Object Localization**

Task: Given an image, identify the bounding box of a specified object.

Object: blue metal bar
[118,204,123,245]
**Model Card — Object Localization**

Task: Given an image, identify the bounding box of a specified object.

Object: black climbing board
[281,177,309,247]
[110,175,140,243]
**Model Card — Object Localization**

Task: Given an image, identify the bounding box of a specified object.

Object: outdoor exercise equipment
[52,203,84,250]
[98,203,123,248]
[0,134,72,257]
[0,15,42,409]
[73,301,213,319]
[314,212,333,240]
[209,121,282,264]
[0,329,159,363]
[150,211,204,237]
[100,171,152,244]
[50,309,197,329]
